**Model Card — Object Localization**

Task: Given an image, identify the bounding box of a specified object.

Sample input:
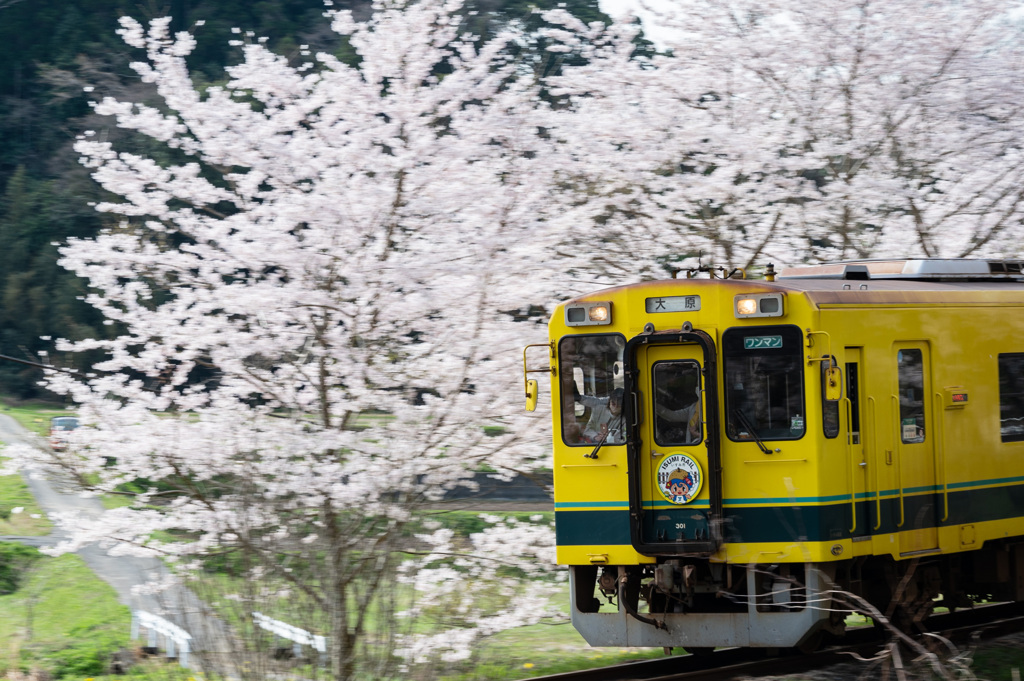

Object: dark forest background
[0,0,615,399]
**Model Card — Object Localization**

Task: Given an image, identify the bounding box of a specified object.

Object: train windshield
[558,334,626,446]
[723,325,806,441]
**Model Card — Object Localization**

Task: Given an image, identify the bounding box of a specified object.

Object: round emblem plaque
[656,453,704,505]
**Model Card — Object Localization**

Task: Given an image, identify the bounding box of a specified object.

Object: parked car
[49,416,79,451]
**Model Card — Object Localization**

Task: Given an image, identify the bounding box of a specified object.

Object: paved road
[0,414,236,671]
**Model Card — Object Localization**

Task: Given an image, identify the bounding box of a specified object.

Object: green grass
[446,618,664,680]
[0,468,51,536]
[0,437,52,537]
[436,577,690,680]
[972,643,1024,680]
[0,552,132,678]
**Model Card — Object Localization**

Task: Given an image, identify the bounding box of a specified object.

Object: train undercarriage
[571,540,1024,651]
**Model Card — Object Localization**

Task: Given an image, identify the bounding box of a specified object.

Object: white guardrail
[130,609,325,666]
[253,611,328,655]
[131,610,193,667]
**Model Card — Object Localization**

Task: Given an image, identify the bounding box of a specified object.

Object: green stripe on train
[554,482,1024,546]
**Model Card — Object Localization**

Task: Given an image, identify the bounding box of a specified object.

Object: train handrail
[934,391,949,522]
[869,396,881,530]
[891,395,905,528]
[843,396,856,533]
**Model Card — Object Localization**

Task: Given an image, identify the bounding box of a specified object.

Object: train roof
[777,258,1024,283]
[771,259,1024,305]
[563,259,1024,306]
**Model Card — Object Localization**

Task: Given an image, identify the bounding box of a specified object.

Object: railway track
[519,602,1024,681]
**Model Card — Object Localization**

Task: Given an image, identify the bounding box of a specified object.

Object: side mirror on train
[526,379,539,412]
[523,342,554,412]
[824,366,842,402]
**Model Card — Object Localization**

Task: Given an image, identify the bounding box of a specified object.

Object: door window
[652,360,702,446]
[998,353,1024,442]
[897,349,926,443]
[846,361,861,445]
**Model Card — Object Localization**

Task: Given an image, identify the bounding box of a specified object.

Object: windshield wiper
[732,409,772,455]
[585,415,623,459]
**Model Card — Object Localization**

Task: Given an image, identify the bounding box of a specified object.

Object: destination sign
[743,335,783,350]
[645,296,701,313]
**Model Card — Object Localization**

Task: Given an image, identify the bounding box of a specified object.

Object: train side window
[846,362,861,445]
[897,349,926,443]
[821,357,840,439]
[998,353,1024,442]
[558,334,626,446]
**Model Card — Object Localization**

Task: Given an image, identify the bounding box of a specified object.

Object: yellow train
[524,259,1024,651]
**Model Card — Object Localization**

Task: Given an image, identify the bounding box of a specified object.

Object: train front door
[627,334,722,555]
[893,342,939,554]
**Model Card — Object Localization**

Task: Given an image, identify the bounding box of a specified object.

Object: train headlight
[736,298,758,316]
[734,293,784,318]
[565,302,613,326]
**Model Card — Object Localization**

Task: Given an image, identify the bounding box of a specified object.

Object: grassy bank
[0,400,61,536]
[0,472,50,537]
[0,551,131,678]
[446,617,663,681]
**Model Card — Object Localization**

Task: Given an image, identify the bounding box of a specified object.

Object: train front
[540,276,843,652]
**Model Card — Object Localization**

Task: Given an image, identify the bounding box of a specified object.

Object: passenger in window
[656,400,701,444]
[578,388,625,444]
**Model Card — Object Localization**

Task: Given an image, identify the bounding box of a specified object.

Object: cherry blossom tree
[13,0,1023,676]
[543,0,1024,277]
[5,1,565,677]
